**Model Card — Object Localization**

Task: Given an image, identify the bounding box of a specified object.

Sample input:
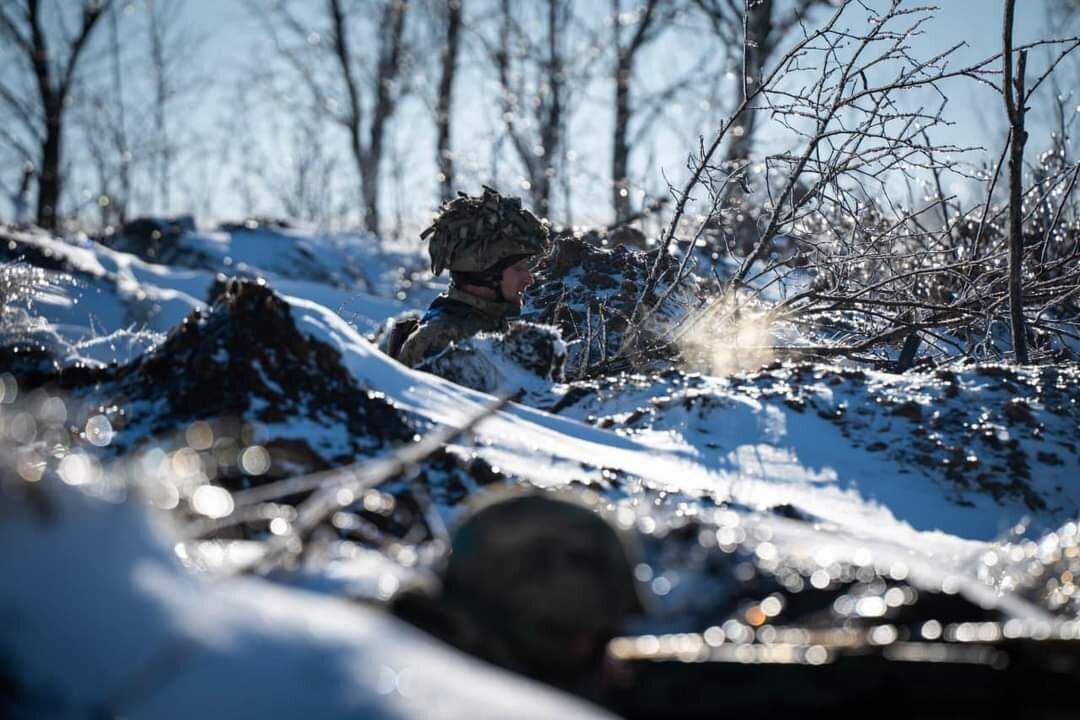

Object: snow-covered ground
[3,220,1079,716]
[0,222,435,365]
[1,476,616,719]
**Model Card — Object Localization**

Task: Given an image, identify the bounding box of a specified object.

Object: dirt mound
[22,279,412,483]
[124,279,412,464]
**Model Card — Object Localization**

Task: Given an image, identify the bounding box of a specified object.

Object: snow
[288,296,995,548]
[1,223,422,365]
[283,291,1079,620]
[4,221,1078,714]
[0,477,615,719]
[285,302,1063,650]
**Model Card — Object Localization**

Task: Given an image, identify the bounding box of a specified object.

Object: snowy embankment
[289,293,1076,603]
[0,222,430,365]
[2,222,613,717]
[3,220,1079,715]
[0,477,614,719]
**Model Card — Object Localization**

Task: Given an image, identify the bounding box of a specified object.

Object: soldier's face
[500,259,534,303]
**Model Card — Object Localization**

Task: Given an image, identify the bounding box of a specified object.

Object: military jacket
[397,287,518,368]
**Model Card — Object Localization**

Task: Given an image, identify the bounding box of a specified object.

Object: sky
[2,0,1075,239]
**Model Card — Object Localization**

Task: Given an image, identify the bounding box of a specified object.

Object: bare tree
[66,0,205,230]
[107,3,130,224]
[435,0,463,203]
[178,146,225,223]
[1002,0,1030,363]
[486,0,576,218]
[0,32,36,204]
[81,94,125,229]
[610,0,668,226]
[611,0,1080,372]
[0,0,112,230]
[215,71,342,227]
[218,80,263,220]
[274,106,342,225]
[694,0,826,174]
[2,164,35,224]
[146,0,192,215]
[692,0,827,247]
[258,0,410,237]
[351,0,408,236]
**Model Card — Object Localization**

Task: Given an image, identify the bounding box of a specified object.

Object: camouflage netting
[417,321,566,404]
[522,234,706,376]
[423,187,549,275]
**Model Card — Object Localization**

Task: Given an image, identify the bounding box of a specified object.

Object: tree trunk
[360,153,380,236]
[365,0,407,236]
[436,0,461,203]
[535,0,563,218]
[328,0,367,231]
[610,0,662,227]
[1002,0,1029,364]
[712,0,773,253]
[15,0,110,230]
[109,4,129,224]
[612,49,632,225]
[718,0,773,248]
[495,0,534,194]
[37,111,62,231]
[149,1,170,214]
[492,0,569,219]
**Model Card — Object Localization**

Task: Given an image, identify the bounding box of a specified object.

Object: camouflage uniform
[396,287,518,368]
[393,187,548,368]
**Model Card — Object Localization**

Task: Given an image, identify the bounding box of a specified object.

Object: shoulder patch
[422,298,472,324]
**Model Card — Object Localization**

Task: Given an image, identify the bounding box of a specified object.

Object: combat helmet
[438,489,645,685]
[421,186,549,277]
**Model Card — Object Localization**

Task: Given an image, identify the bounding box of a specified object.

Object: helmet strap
[449,254,530,303]
[450,269,499,292]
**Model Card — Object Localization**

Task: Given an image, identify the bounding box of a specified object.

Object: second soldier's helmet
[441,490,645,684]
[390,488,645,687]
[422,186,549,275]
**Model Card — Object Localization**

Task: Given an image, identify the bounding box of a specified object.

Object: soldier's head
[422,187,549,304]
[439,489,645,684]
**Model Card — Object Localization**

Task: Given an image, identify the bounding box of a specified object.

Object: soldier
[393,187,549,368]
[392,489,645,696]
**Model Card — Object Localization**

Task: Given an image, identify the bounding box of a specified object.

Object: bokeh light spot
[186,421,214,451]
[85,414,114,447]
[59,453,98,486]
[240,445,271,475]
[192,485,234,519]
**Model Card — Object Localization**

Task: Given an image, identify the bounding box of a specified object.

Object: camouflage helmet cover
[421,186,549,275]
